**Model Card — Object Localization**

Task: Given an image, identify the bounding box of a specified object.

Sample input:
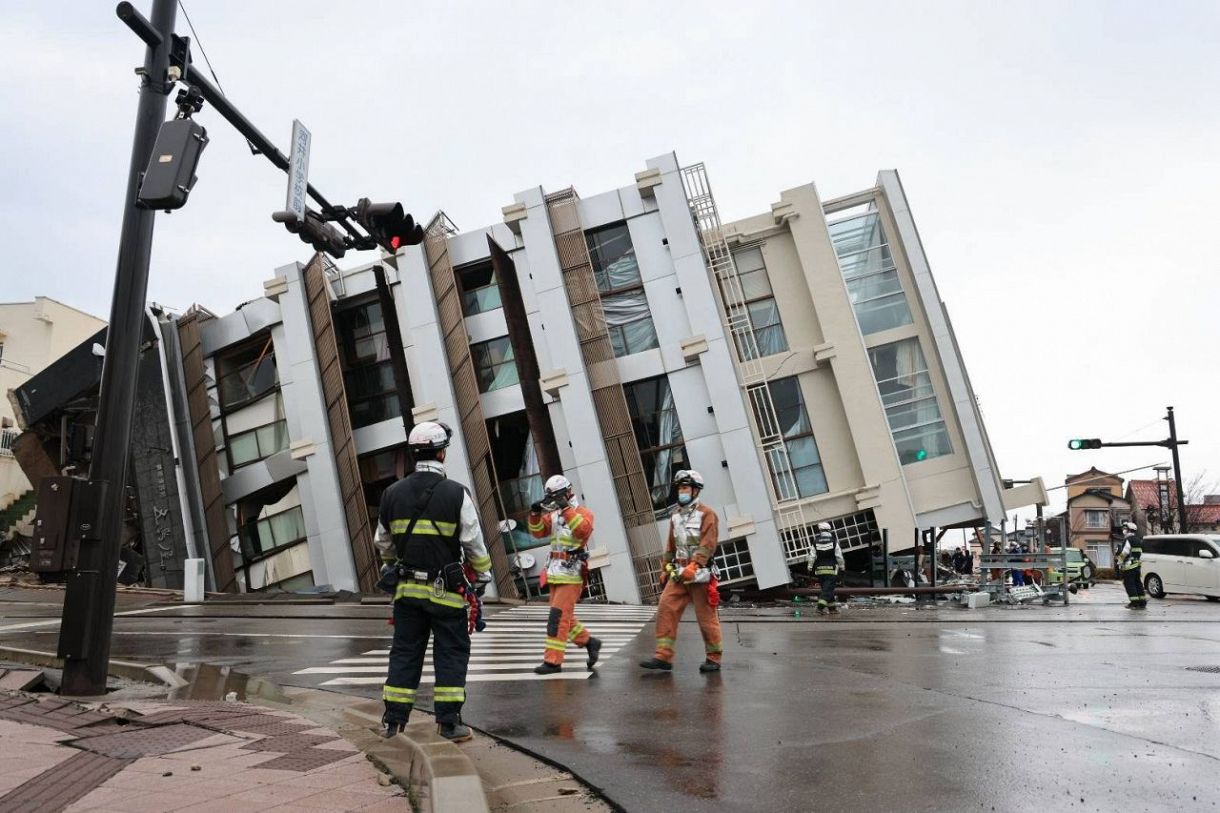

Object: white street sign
[285,119,311,222]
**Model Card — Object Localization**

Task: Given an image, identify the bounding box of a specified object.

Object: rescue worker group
[374,421,846,741]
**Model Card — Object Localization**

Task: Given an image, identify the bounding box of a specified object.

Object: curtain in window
[602,289,659,356]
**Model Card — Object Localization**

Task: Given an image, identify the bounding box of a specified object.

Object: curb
[343,699,489,813]
[0,644,187,689]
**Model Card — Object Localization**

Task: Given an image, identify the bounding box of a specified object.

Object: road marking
[0,604,191,633]
[296,603,653,686]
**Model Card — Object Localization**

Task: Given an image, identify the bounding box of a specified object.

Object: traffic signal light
[1067,438,1103,450]
[272,209,347,258]
[355,198,425,253]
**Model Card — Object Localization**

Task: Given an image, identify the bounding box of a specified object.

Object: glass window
[457,261,501,316]
[336,300,403,429]
[216,338,278,411]
[587,223,659,358]
[757,377,828,499]
[471,337,519,393]
[828,212,913,335]
[1159,537,1192,557]
[867,339,951,465]
[623,375,689,516]
[229,419,290,469]
[726,247,788,360]
[1084,510,1108,529]
[238,505,306,561]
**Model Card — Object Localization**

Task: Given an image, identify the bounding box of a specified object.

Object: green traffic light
[1068,439,1084,450]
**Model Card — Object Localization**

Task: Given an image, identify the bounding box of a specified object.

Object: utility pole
[59,0,178,696]
[1166,406,1188,533]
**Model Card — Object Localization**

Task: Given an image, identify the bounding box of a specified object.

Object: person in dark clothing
[374,421,493,742]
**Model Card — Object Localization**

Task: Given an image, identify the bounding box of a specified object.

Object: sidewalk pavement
[0,691,412,813]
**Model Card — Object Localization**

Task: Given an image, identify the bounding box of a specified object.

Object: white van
[1139,534,1220,602]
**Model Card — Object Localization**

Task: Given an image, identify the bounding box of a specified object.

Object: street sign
[285,119,311,222]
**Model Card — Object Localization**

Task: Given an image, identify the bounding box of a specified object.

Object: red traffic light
[356,198,425,253]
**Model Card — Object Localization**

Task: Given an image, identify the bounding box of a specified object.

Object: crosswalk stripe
[296,604,651,686]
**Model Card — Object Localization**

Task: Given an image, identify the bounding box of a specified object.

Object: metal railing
[0,428,17,458]
[680,163,813,560]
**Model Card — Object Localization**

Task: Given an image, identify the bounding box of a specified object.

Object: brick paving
[0,692,411,813]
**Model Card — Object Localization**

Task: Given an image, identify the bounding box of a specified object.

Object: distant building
[1056,467,1131,569]
[0,297,106,537]
[1127,479,1220,534]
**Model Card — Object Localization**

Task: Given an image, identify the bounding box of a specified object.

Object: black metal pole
[59,0,178,697]
[1167,406,1188,533]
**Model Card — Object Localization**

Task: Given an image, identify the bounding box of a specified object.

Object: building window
[216,337,278,412]
[237,504,306,562]
[759,377,828,499]
[623,375,689,517]
[828,212,914,335]
[712,538,756,584]
[727,247,788,359]
[1085,542,1113,569]
[228,419,289,469]
[868,338,951,465]
[336,300,402,429]
[1084,509,1108,529]
[471,336,519,393]
[585,223,659,358]
[456,260,501,316]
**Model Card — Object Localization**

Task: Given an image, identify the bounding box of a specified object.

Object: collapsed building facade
[9,154,1043,602]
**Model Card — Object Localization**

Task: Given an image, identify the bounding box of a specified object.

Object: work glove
[680,561,699,584]
[530,501,544,515]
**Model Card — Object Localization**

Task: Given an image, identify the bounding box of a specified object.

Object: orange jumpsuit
[653,502,722,664]
[528,505,595,666]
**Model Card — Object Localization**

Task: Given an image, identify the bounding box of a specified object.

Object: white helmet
[544,474,573,500]
[672,469,705,490]
[1123,520,1138,532]
[408,421,451,450]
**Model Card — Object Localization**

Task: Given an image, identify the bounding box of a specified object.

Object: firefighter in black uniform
[810,522,845,615]
[375,421,493,741]
[1116,520,1146,609]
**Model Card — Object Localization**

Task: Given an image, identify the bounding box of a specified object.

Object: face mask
[678,493,692,505]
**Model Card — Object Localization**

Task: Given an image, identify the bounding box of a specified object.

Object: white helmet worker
[672,469,705,490]
[814,521,833,536]
[408,421,452,451]
[1123,520,1138,533]
[544,474,573,501]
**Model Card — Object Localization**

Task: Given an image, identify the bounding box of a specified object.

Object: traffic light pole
[1069,406,1190,533]
[59,0,178,697]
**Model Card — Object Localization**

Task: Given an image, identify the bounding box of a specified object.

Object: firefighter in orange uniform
[640,470,723,673]
[529,475,603,674]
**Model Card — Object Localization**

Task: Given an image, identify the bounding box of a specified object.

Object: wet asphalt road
[4,583,1220,812]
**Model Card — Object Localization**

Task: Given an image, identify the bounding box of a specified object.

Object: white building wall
[512,186,641,603]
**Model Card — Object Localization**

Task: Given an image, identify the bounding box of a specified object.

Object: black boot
[437,721,473,743]
[382,711,407,739]
[533,662,562,675]
[699,660,721,673]
[586,637,603,669]
[639,658,673,671]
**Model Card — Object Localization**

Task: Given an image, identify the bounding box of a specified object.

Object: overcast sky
[2,1,1216,517]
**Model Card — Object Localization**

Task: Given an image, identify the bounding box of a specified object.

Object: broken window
[623,375,689,517]
[487,412,546,553]
[215,335,277,411]
[586,223,659,358]
[456,260,502,316]
[471,336,519,393]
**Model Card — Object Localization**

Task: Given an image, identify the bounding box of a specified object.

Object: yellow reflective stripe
[545,638,567,652]
[547,574,583,585]
[528,520,546,532]
[468,554,492,572]
[394,582,467,609]
[566,514,585,530]
[567,622,585,641]
[554,539,583,549]
[433,686,465,701]
[388,519,458,536]
[655,637,675,647]
[382,686,417,702]
[705,642,723,653]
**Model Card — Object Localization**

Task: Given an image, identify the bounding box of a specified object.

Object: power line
[1045,461,1169,492]
[176,1,226,95]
